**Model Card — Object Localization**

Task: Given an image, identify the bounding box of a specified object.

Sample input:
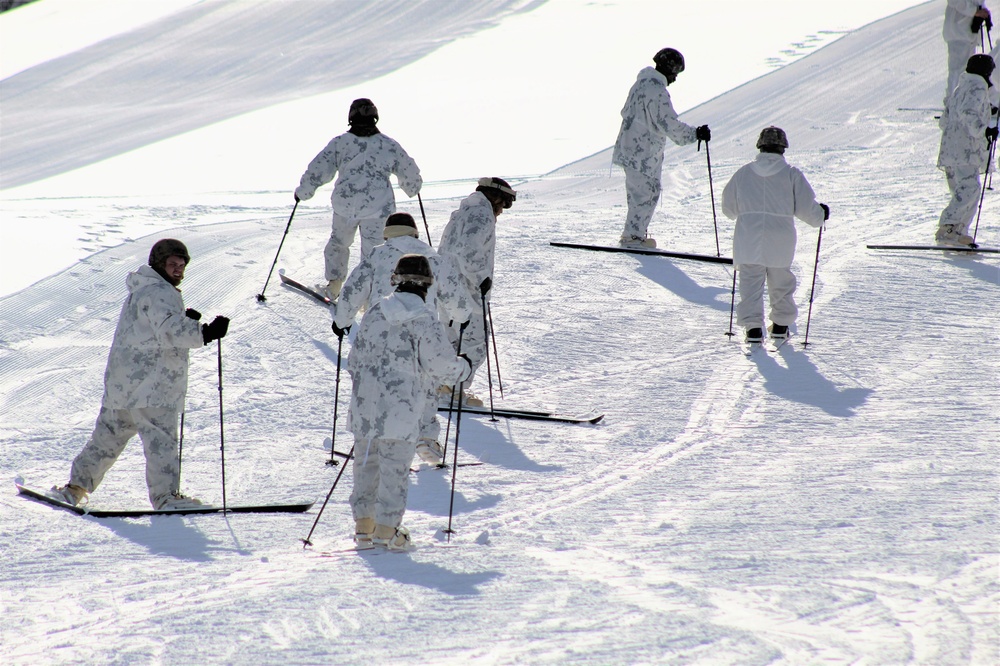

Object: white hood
[749,152,789,178]
[379,291,427,326]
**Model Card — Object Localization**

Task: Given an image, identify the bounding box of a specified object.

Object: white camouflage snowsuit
[347,291,471,530]
[295,132,422,283]
[437,191,497,389]
[722,152,826,330]
[612,66,697,240]
[334,235,472,442]
[938,71,994,232]
[69,265,205,508]
[944,0,989,104]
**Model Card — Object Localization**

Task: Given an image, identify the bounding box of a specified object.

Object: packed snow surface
[1,1,997,664]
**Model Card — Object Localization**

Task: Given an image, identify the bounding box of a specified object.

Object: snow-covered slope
[1,1,997,664]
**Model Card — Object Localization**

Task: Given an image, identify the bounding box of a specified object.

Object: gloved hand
[458,353,473,370]
[460,319,471,332]
[293,185,312,202]
[332,321,351,339]
[294,194,300,203]
[202,316,230,345]
[185,308,202,321]
[987,126,999,142]
[820,203,830,221]
[479,277,492,297]
[695,125,711,142]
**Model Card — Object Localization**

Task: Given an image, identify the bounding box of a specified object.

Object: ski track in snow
[2,2,999,664]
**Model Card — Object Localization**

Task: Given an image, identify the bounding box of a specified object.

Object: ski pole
[801,227,824,348]
[178,411,185,482]
[487,302,504,399]
[302,443,356,548]
[326,334,344,467]
[256,200,299,302]
[441,323,466,464]
[702,139,722,257]
[481,295,498,422]
[217,338,228,512]
[973,137,997,243]
[443,374,467,542]
[418,193,433,248]
[725,268,737,338]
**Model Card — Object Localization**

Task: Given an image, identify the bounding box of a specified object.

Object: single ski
[550,241,733,265]
[17,484,313,517]
[439,404,603,424]
[867,244,998,254]
[767,336,792,353]
[739,340,765,357]
[279,272,333,305]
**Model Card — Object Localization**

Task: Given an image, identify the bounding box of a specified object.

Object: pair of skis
[16,483,314,518]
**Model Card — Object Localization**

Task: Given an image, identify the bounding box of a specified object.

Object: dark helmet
[348,98,379,126]
[383,212,418,240]
[967,54,996,80]
[653,48,685,76]
[391,254,434,287]
[148,238,190,270]
[756,126,789,150]
[475,176,517,209]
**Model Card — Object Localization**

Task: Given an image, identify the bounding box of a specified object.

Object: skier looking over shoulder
[612,47,711,248]
[722,127,828,344]
[346,254,472,550]
[294,98,422,300]
[331,212,472,465]
[937,54,997,247]
[51,239,230,510]
[943,1,992,108]
[436,177,515,407]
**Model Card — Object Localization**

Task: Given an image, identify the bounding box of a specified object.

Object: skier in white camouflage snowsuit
[943,1,993,108]
[347,254,472,550]
[937,54,997,246]
[436,177,516,406]
[52,239,230,510]
[612,48,711,248]
[294,98,422,299]
[331,212,472,464]
[722,127,828,344]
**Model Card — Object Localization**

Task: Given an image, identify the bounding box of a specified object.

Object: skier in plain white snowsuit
[346,254,472,549]
[943,1,992,106]
[53,239,230,510]
[612,48,710,248]
[332,213,472,462]
[294,98,422,299]
[722,128,828,342]
[437,177,516,404]
[937,54,997,245]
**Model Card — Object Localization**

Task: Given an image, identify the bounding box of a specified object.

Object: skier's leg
[133,407,181,508]
[622,166,661,240]
[357,216,385,260]
[418,385,441,443]
[69,406,138,494]
[349,437,379,524]
[460,293,488,391]
[938,166,981,238]
[945,41,975,107]
[324,212,360,283]
[765,266,798,328]
[735,264,766,330]
[373,437,418,531]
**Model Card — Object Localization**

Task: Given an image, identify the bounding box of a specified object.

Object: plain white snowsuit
[722,152,826,329]
[437,191,497,389]
[938,71,994,231]
[334,235,472,443]
[347,291,471,530]
[612,66,697,240]
[944,1,989,103]
[295,132,422,283]
[69,265,205,508]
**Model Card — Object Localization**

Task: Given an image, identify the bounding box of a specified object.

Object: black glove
[972,15,986,32]
[820,203,830,221]
[460,319,471,332]
[294,193,300,203]
[458,353,473,370]
[479,277,492,297]
[987,126,999,142]
[202,316,230,345]
[695,125,711,142]
[331,321,351,339]
[992,106,998,116]
[185,308,202,321]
